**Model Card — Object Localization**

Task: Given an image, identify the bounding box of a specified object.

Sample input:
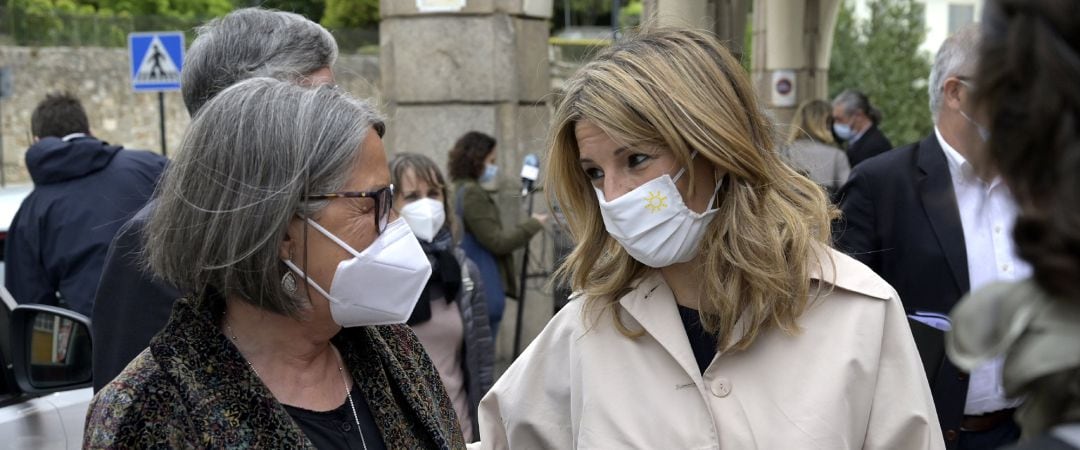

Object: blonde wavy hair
[546,28,836,351]
[787,99,837,146]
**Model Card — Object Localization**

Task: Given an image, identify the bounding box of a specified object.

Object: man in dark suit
[90,8,339,392]
[831,89,893,167]
[834,26,1025,450]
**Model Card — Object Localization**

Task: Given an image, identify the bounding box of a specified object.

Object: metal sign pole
[158,92,166,156]
[0,97,5,187]
[0,66,9,187]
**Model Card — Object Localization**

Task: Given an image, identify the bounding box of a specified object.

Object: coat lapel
[336,325,461,449]
[151,292,462,449]
[915,134,971,294]
[618,273,706,384]
[150,293,312,448]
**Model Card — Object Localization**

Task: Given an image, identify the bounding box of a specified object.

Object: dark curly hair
[447,131,496,181]
[975,0,1080,299]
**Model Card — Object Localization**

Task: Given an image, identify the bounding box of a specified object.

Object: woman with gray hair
[84,78,465,448]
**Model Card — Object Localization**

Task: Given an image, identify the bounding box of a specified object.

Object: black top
[677,305,717,375]
[284,383,388,450]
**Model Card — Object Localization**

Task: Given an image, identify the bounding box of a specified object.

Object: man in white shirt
[835,24,1024,449]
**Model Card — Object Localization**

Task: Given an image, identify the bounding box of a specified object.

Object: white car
[0,248,93,448]
[0,185,33,286]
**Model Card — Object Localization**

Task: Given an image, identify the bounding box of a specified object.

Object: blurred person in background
[836,24,1025,449]
[947,1,1080,449]
[472,28,941,449]
[447,131,547,337]
[782,99,851,196]
[5,92,166,317]
[85,79,462,448]
[91,7,339,392]
[390,152,494,443]
[832,89,894,167]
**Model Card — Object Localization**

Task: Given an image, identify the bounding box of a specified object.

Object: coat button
[341,422,352,432]
[711,377,732,397]
[945,429,958,441]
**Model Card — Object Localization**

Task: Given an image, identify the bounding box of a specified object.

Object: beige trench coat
[472,248,944,449]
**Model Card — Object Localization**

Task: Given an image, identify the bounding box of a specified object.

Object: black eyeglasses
[304,185,395,234]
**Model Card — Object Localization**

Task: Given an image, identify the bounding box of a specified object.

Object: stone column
[642,0,750,58]
[380,0,554,359]
[751,0,841,124]
[379,0,552,173]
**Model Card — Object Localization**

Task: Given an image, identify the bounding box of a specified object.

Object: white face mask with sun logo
[594,152,722,268]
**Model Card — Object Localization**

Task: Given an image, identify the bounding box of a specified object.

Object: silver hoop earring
[282,271,298,295]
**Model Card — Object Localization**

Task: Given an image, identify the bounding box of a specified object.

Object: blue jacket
[4,136,166,316]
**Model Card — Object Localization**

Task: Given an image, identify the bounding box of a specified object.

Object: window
[949,3,976,34]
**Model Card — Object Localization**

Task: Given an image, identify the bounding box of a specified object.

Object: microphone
[520,153,540,196]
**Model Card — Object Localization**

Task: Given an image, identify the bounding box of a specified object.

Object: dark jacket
[84,289,465,449]
[451,247,495,439]
[4,136,165,317]
[452,179,541,299]
[833,133,969,448]
[846,123,894,168]
[90,202,180,391]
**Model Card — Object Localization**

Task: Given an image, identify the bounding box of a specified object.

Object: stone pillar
[380,1,554,359]
[379,0,552,174]
[751,0,841,124]
[642,0,750,58]
[644,0,709,29]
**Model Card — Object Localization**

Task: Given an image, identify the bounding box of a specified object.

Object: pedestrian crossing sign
[129,32,185,92]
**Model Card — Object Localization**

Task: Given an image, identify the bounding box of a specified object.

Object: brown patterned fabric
[83,289,465,449]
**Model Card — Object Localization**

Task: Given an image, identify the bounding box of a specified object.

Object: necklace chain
[225,322,368,450]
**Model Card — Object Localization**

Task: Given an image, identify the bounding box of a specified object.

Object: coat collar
[148,289,460,448]
[915,133,971,294]
[616,245,889,381]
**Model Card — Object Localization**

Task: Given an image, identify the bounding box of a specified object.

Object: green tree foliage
[255,0,324,22]
[96,0,232,18]
[553,0,613,30]
[829,0,932,146]
[320,0,377,28]
[5,0,223,46]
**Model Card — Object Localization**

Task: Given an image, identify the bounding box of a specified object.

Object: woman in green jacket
[448,131,547,336]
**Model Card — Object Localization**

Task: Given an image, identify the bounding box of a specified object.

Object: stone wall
[0,46,380,185]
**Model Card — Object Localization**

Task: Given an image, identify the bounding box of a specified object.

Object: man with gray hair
[834,24,1025,449]
[91,7,339,392]
[831,89,893,167]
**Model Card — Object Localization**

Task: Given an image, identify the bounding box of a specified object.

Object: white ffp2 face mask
[283,217,433,327]
[399,198,445,242]
[595,160,721,268]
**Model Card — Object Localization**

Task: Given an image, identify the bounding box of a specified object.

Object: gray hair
[181,8,339,115]
[832,89,882,124]
[146,78,384,317]
[929,24,981,121]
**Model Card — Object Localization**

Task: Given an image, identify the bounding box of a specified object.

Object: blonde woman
[783,99,852,195]
[473,29,942,449]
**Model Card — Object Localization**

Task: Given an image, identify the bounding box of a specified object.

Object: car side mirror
[10,304,92,394]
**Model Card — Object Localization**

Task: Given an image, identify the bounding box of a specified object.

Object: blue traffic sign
[129,32,185,92]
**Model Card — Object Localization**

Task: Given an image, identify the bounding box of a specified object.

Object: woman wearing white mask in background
[390,152,495,443]
[85,79,464,448]
[472,29,942,449]
[447,131,548,337]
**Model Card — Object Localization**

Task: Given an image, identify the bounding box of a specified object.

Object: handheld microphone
[520,153,540,196]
